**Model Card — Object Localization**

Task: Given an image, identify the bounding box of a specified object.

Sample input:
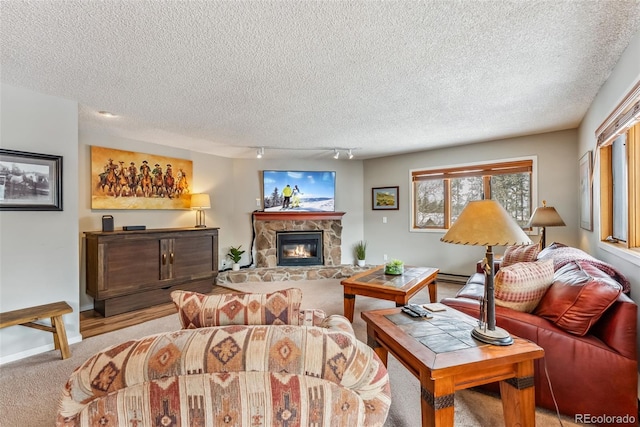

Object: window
[596,80,640,251]
[612,135,628,241]
[411,159,534,231]
[596,77,640,249]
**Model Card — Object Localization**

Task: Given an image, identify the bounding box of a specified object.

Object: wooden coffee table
[361,307,544,427]
[340,265,438,322]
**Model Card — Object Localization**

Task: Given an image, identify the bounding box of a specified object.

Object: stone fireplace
[217,211,370,284]
[253,211,345,268]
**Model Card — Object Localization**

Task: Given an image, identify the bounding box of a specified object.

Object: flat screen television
[262,170,335,212]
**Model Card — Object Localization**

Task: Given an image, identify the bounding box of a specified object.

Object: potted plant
[385,259,404,275]
[354,240,367,267]
[227,245,245,271]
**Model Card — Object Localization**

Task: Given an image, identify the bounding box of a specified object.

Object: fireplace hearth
[277,231,323,266]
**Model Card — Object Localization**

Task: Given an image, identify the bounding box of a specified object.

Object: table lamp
[527,200,565,249]
[441,200,531,345]
[190,193,211,228]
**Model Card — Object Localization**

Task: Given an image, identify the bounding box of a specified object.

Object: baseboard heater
[437,273,469,285]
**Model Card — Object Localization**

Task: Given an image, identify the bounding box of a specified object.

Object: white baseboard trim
[0,333,82,365]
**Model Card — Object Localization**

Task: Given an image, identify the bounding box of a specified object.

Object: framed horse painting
[0,149,63,211]
[90,146,193,209]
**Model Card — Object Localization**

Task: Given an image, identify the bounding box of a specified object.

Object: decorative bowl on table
[384,259,404,275]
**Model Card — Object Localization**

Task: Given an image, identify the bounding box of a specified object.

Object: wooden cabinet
[85,227,219,317]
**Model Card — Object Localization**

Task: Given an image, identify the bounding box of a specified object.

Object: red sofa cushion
[534,261,622,336]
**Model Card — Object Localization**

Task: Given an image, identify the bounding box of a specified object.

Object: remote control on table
[405,304,433,318]
[401,307,420,317]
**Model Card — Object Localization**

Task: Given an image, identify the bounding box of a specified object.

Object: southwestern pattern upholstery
[56,323,390,426]
[171,288,304,328]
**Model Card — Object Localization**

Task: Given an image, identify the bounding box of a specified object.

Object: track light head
[348,149,354,159]
[256,147,264,159]
[333,149,340,159]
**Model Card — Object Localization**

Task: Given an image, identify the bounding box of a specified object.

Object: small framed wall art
[0,149,63,211]
[372,186,399,210]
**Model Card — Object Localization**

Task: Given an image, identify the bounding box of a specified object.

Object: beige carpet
[0,279,580,426]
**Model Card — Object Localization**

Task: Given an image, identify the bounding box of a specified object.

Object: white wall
[362,129,579,275]
[577,28,640,353]
[0,84,81,363]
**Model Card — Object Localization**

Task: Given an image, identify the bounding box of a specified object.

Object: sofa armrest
[457,273,485,300]
[319,314,356,336]
[590,293,638,360]
[300,309,356,335]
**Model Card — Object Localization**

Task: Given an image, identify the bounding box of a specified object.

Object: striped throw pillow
[501,244,540,268]
[494,259,554,312]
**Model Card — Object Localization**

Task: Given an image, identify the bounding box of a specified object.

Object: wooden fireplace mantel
[253,211,346,221]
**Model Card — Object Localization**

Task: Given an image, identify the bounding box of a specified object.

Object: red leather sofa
[441,244,638,425]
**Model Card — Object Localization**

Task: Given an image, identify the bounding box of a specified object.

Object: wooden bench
[0,301,73,359]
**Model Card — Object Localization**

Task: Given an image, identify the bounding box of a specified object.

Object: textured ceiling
[2,1,640,159]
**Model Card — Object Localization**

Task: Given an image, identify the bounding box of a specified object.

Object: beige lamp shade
[441,199,531,247]
[190,194,211,210]
[527,200,565,227]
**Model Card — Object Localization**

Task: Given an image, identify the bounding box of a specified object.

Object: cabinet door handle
[170,252,175,264]
[162,253,167,265]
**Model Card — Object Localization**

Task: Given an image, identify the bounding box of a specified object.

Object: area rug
[0,278,579,426]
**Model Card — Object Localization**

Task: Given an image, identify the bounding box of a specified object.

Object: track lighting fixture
[251,146,355,159]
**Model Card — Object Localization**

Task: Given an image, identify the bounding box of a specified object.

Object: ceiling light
[98,111,117,118]
[333,149,340,159]
[256,147,264,159]
[348,149,354,159]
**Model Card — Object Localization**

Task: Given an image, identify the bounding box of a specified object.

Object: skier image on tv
[281,184,293,209]
[262,171,335,212]
[291,185,302,208]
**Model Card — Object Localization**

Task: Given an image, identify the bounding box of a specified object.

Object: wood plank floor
[80,284,236,338]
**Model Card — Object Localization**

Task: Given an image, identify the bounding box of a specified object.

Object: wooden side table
[361,306,544,427]
[340,265,438,322]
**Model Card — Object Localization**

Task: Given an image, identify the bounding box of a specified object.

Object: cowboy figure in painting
[164,164,175,198]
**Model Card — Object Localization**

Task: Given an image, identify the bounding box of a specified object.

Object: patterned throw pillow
[171,288,303,328]
[494,259,554,312]
[501,244,541,268]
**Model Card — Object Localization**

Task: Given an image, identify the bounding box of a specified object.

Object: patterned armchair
[56,288,390,426]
